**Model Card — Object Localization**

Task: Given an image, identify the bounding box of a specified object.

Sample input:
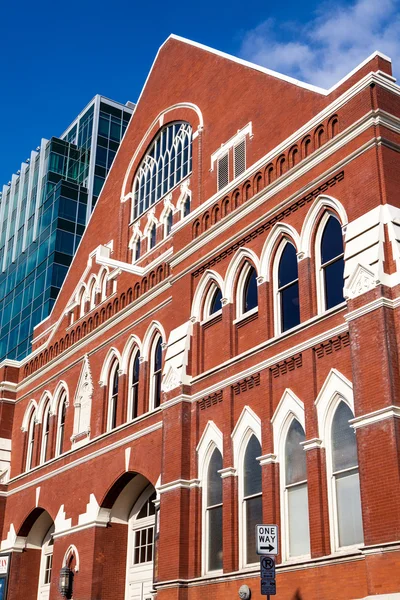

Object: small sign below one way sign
[260,556,276,596]
[256,524,279,555]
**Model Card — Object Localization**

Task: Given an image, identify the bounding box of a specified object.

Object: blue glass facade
[0,96,133,361]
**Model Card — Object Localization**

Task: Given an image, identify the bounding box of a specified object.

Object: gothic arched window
[132,122,192,220]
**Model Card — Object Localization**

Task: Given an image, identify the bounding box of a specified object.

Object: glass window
[209,287,222,317]
[242,266,258,313]
[321,216,345,310]
[149,224,156,250]
[206,448,223,571]
[152,338,162,409]
[165,210,173,236]
[56,395,67,456]
[109,363,119,429]
[132,122,192,220]
[183,195,191,217]
[131,352,140,420]
[26,411,36,470]
[285,420,310,557]
[278,243,300,332]
[331,402,363,547]
[243,435,262,564]
[41,403,51,464]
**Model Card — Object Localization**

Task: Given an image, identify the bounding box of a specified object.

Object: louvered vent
[234,139,246,178]
[217,154,229,191]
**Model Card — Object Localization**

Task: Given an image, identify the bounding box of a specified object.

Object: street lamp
[59,566,73,598]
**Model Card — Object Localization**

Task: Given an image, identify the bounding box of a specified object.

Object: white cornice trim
[218,467,237,478]
[345,297,398,322]
[350,405,400,429]
[158,478,200,494]
[258,454,277,466]
[301,438,323,451]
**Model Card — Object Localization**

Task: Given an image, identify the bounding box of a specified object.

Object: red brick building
[0,35,399,600]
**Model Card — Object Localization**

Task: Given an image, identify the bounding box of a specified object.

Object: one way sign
[256,524,279,555]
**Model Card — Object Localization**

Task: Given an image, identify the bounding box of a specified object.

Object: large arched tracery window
[132,122,192,220]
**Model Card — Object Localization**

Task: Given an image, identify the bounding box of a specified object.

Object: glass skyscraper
[0,95,134,361]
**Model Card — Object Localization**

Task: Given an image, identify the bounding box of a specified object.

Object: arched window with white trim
[277,242,300,332]
[40,402,51,464]
[108,361,119,430]
[205,448,223,572]
[149,224,156,250]
[26,408,36,471]
[182,195,191,218]
[165,210,173,237]
[134,238,141,262]
[56,392,67,457]
[236,262,258,318]
[318,214,345,311]
[242,435,262,565]
[129,351,140,420]
[150,337,162,410]
[284,420,310,557]
[330,401,363,548]
[203,284,223,320]
[132,122,192,221]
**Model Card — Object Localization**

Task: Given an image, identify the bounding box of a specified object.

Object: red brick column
[298,256,314,322]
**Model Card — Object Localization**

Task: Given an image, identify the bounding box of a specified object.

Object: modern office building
[1,36,400,600]
[0,96,133,361]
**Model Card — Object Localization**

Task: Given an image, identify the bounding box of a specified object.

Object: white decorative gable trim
[161,321,193,391]
[231,405,261,470]
[271,389,305,460]
[197,421,223,483]
[72,355,93,447]
[54,504,72,535]
[344,264,380,300]
[314,368,353,443]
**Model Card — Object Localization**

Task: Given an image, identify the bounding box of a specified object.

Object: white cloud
[239,0,400,88]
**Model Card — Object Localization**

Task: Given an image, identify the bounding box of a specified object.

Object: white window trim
[37,526,54,598]
[191,269,225,323]
[40,403,51,465]
[107,361,120,431]
[149,335,163,412]
[55,392,68,458]
[315,369,362,553]
[202,283,223,322]
[273,239,299,336]
[210,122,253,169]
[235,262,258,319]
[271,389,310,562]
[231,406,262,570]
[315,211,344,314]
[25,411,36,472]
[197,421,224,576]
[127,348,140,422]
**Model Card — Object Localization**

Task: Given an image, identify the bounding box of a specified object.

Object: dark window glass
[207,448,223,571]
[150,225,156,249]
[321,216,345,310]
[131,353,140,420]
[58,397,67,454]
[278,243,300,332]
[243,435,262,564]
[209,287,222,316]
[244,435,262,497]
[110,364,119,429]
[153,338,162,409]
[243,266,258,313]
[135,239,141,261]
[166,211,173,236]
[183,196,190,217]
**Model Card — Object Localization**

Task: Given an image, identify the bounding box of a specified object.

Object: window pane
[208,505,223,571]
[209,288,222,316]
[246,495,262,563]
[285,420,306,485]
[324,257,345,309]
[281,282,300,332]
[154,339,162,371]
[336,471,363,546]
[278,243,298,287]
[321,216,343,264]
[243,266,258,312]
[332,402,358,472]
[288,483,310,556]
[244,435,262,497]
[207,449,223,506]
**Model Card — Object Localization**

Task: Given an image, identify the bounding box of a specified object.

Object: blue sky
[0,0,399,185]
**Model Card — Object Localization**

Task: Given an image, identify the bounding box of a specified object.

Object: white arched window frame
[202,283,223,322]
[25,408,37,471]
[132,122,192,222]
[197,421,224,575]
[128,348,140,421]
[315,370,363,552]
[40,401,51,465]
[78,286,87,318]
[272,390,310,561]
[315,211,345,314]
[149,335,163,412]
[107,361,120,431]
[232,406,262,569]
[164,209,173,238]
[273,239,300,336]
[235,262,258,319]
[98,269,108,301]
[88,276,98,310]
[55,391,68,457]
